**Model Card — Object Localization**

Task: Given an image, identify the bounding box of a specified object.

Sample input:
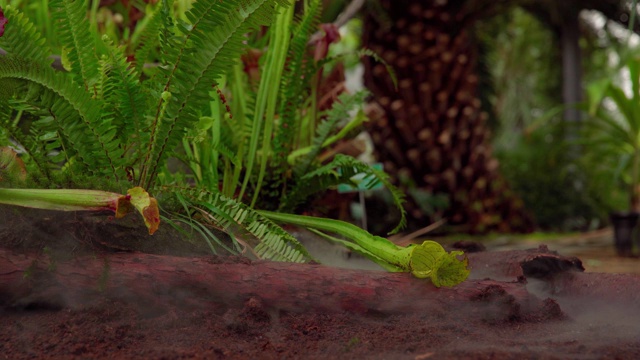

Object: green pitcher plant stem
[251,3,294,207]
[258,210,469,287]
[240,3,294,206]
[0,187,160,234]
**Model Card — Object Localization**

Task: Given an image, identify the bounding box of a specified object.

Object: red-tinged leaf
[128,187,160,235]
[142,198,160,235]
[114,195,134,218]
[0,147,27,182]
[0,7,7,37]
[312,23,341,61]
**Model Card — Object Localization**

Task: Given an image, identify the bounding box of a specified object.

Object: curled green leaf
[408,241,470,287]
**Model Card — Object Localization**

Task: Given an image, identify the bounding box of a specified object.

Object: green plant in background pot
[583,55,640,256]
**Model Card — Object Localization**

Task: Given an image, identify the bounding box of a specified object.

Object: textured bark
[0,248,561,321]
[362,0,534,233]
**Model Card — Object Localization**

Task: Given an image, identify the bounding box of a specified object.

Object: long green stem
[225,62,249,198]
[0,187,160,234]
[0,188,124,211]
[240,3,294,206]
[259,210,469,287]
[307,73,319,147]
[259,210,408,266]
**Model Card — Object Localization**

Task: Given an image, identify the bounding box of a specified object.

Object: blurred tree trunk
[362,0,534,233]
[560,5,583,132]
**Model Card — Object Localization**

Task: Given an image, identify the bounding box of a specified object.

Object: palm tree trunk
[362,0,534,233]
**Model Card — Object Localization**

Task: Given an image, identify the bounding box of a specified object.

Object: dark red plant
[241,48,262,86]
[0,7,7,37]
[312,23,341,62]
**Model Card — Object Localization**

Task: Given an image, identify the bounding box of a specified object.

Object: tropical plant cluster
[0,0,468,287]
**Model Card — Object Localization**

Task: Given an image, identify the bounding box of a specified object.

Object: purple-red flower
[312,23,341,62]
[0,7,7,37]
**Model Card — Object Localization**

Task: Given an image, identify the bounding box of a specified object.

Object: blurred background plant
[480,5,633,231]
[581,54,640,214]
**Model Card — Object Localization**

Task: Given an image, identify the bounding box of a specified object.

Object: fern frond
[0,78,23,128]
[50,0,100,90]
[358,48,397,89]
[0,5,52,64]
[0,56,124,179]
[284,153,407,234]
[213,140,239,167]
[271,0,322,171]
[1,83,59,176]
[178,187,314,262]
[19,99,66,177]
[317,48,398,90]
[139,0,291,190]
[131,4,164,73]
[155,0,178,68]
[99,37,149,149]
[0,80,55,180]
[293,91,368,177]
[226,66,252,147]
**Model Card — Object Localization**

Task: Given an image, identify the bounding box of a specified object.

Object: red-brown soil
[2,209,640,359]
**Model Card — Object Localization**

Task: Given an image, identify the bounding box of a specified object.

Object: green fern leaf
[0,5,52,64]
[284,153,407,234]
[139,0,291,190]
[131,4,163,74]
[293,91,368,177]
[273,0,322,163]
[179,187,314,263]
[0,56,124,179]
[0,81,55,179]
[99,37,149,149]
[50,0,100,90]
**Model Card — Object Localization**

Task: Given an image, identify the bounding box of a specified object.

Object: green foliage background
[480,8,628,231]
